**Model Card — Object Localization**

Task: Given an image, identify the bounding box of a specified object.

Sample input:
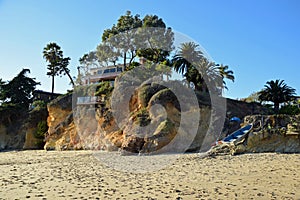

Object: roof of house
[33,90,61,96]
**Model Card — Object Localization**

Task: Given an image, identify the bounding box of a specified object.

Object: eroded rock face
[238,115,300,153]
[208,115,300,156]
[120,85,182,153]
[113,81,211,154]
[0,103,49,150]
[44,94,77,150]
[44,81,271,153]
[0,111,27,150]
[44,93,120,151]
[45,93,105,151]
[0,124,8,149]
[23,106,48,149]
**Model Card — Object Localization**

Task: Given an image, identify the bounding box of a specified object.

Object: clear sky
[0,0,299,99]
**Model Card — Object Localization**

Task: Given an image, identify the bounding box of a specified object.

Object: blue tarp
[230,117,241,122]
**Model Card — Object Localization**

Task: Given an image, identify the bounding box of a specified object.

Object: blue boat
[222,124,253,143]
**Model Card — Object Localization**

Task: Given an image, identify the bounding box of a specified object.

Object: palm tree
[0,78,4,90]
[59,57,75,87]
[258,79,296,112]
[172,42,234,93]
[216,64,235,90]
[0,78,5,104]
[172,42,205,89]
[43,43,61,94]
[43,42,74,94]
[193,59,235,94]
[184,67,204,91]
[172,42,203,75]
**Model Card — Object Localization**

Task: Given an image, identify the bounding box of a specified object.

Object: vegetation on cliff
[172,42,235,92]
[259,79,296,113]
[0,69,39,126]
[97,11,174,69]
[43,42,74,94]
[0,69,48,150]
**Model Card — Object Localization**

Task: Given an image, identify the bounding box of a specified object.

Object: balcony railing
[77,96,104,105]
[89,71,120,80]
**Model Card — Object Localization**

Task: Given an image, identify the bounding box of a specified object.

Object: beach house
[77,64,124,106]
[81,64,124,86]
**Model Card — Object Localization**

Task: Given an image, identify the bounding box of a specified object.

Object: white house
[82,64,124,85]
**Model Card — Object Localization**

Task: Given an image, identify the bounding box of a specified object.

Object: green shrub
[133,108,151,127]
[279,105,300,115]
[34,120,48,139]
[32,100,46,108]
[32,120,48,149]
[95,81,113,96]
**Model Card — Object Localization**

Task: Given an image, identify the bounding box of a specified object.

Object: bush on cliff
[95,82,113,96]
[32,100,46,110]
[279,105,300,115]
[33,120,48,148]
[0,69,40,109]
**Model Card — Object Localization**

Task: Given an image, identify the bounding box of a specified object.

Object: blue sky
[0,0,299,99]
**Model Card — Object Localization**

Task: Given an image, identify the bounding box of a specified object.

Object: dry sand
[0,150,299,200]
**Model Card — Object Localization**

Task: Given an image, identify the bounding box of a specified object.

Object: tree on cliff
[172,42,234,92]
[241,91,261,103]
[43,42,75,94]
[0,78,4,92]
[216,64,235,90]
[136,14,174,63]
[96,11,142,69]
[0,69,40,108]
[0,78,5,105]
[172,42,204,90]
[96,11,174,70]
[79,51,100,70]
[259,79,296,113]
[172,42,203,75]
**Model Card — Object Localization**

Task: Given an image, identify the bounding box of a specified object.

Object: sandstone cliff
[44,92,119,151]
[0,105,48,150]
[237,115,300,153]
[44,80,272,153]
[23,106,48,149]
[44,94,77,150]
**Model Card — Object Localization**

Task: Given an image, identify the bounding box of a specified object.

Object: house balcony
[77,96,105,105]
[88,71,121,83]
[83,65,123,85]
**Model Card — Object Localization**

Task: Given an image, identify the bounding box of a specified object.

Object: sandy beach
[0,150,299,200]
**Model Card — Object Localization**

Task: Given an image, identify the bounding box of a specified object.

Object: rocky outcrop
[120,84,184,153]
[23,106,48,149]
[236,115,300,153]
[0,105,48,150]
[207,115,300,156]
[44,92,120,150]
[0,109,27,150]
[44,94,78,150]
[0,124,8,149]
[44,79,271,153]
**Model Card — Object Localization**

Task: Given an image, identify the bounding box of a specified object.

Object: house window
[109,68,116,73]
[117,67,123,72]
[97,70,102,74]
